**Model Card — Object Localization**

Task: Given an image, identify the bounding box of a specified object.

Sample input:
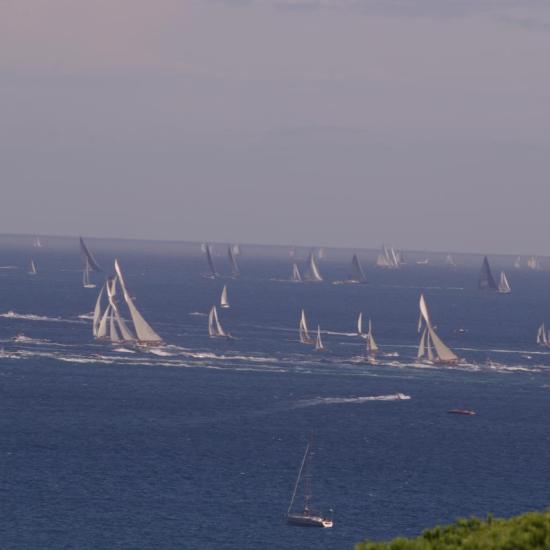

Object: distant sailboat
[357,312,364,337]
[305,251,323,282]
[514,256,521,269]
[498,271,511,294]
[299,309,313,344]
[537,323,549,347]
[114,260,163,346]
[220,285,230,309]
[479,256,498,290]
[445,254,456,267]
[82,259,96,289]
[365,319,379,355]
[417,294,459,364]
[208,305,228,338]
[228,245,240,278]
[315,325,325,352]
[290,263,303,283]
[527,256,543,271]
[29,260,37,275]
[203,244,218,278]
[287,440,333,528]
[416,259,429,265]
[349,254,367,283]
[80,237,101,288]
[376,245,401,269]
[33,236,42,248]
[92,284,105,338]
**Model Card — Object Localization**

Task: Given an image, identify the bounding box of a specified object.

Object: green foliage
[355,509,550,549]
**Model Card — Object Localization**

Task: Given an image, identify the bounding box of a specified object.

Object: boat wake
[293,393,410,408]
[0,311,84,324]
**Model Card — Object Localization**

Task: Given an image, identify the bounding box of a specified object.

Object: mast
[288,442,310,515]
[114,260,162,345]
[79,237,102,272]
[228,245,240,278]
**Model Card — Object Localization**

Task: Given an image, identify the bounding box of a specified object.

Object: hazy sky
[1,0,550,253]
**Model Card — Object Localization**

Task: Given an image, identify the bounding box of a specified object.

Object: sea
[1,236,550,550]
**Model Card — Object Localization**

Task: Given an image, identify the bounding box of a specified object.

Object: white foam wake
[294,393,410,408]
[0,311,84,324]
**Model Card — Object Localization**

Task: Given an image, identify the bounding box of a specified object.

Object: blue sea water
[1,240,550,549]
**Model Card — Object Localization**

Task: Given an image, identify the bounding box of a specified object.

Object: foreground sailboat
[479,256,497,290]
[305,251,323,282]
[220,285,230,309]
[287,440,333,528]
[208,305,229,338]
[314,326,325,352]
[299,310,313,344]
[417,294,459,364]
[498,271,511,294]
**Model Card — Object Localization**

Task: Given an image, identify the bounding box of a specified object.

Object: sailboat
[29,260,37,275]
[315,326,325,352]
[105,276,136,343]
[220,285,230,309]
[349,254,367,283]
[305,251,323,282]
[498,271,511,294]
[527,256,543,271]
[290,263,303,283]
[357,312,364,337]
[114,260,163,346]
[514,256,521,269]
[417,294,459,364]
[537,323,549,347]
[287,440,333,528]
[228,245,240,278]
[365,319,379,356]
[92,284,105,338]
[479,256,498,290]
[33,236,42,248]
[203,244,218,278]
[445,254,456,267]
[208,305,229,338]
[376,245,401,269]
[299,310,313,344]
[80,237,101,288]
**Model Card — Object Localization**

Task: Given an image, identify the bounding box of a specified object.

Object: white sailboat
[305,252,323,282]
[498,271,511,294]
[92,284,105,338]
[299,309,313,344]
[220,285,230,309]
[105,276,136,343]
[83,259,96,289]
[537,323,549,347]
[357,312,364,337]
[203,244,218,278]
[445,254,456,267]
[29,260,37,275]
[287,440,333,528]
[417,294,459,364]
[514,256,521,269]
[208,305,228,338]
[290,263,303,283]
[376,245,401,269]
[365,319,379,355]
[114,260,163,346]
[315,325,325,352]
[33,236,42,248]
[527,256,542,271]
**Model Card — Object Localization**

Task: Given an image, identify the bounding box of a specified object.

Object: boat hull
[287,514,333,528]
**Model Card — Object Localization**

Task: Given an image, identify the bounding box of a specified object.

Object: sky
[1,0,550,254]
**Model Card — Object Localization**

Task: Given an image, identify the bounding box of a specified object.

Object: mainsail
[315,325,325,351]
[417,294,458,363]
[92,284,105,337]
[106,276,135,342]
[350,254,367,283]
[365,319,379,354]
[97,305,110,339]
[305,252,323,282]
[204,244,218,278]
[79,237,102,272]
[479,256,497,290]
[498,271,511,294]
[220,285,230,308]
[376,245,400,269]
[291,263,303,283]
[114,260,162,345]
[357,312,364,336]
[208,305,227,337]
[29,260,37,275]
[228,245,240,278]
[537,323,549,346]
[299,309,312,344]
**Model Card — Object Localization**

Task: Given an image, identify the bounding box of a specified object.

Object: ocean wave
[189,312,207,317]
[294,393,410,408]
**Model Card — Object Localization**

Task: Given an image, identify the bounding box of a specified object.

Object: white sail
[418,294,458,363]
[537,323,548,346]
[106,276,135,342]
[29,260,37,275]
[109,309,121,343]
[83,259,96,288]
[417,326,427,358]
[97,304,111,339]
[228,245,240,277]
[114,259,162,344]
[220,285,230,308]
[92,284,105,337]
[299,309,312,344]
[33,236,42,248]
[498,271,511,294]
[366,319,379,353]
[306,252,323,282]
[357,312,363,336]
[315,325,325,351]
[208,305,227,337]
[514,256,521,269]
[291,263,303,282]
[445,254,456,267]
